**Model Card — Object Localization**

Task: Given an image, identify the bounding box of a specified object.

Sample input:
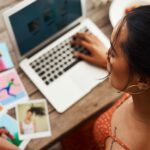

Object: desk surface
[0,1,122,149]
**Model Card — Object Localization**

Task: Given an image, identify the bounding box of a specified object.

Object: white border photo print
[16,99,51,140]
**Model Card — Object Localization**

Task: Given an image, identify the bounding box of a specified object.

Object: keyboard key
[45,81,49,85]
[54,75,58,79]
[35,68,41,72]
[50,78,53,82]
[39,71,45,76]
[47,73,51,77]
[42,76,46,80]
[58,72,63,75]
[64,60,79,72]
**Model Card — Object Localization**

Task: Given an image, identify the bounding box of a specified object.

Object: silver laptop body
[3,0,110,113]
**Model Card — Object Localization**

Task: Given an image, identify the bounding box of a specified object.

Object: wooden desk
[0,1,122,149]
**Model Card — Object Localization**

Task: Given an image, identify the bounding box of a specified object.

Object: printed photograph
[0,69,28,109]
[0,43,13,72]
[0,114,30,150]
[16,100,51,140]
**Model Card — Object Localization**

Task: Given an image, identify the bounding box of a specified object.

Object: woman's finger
[74,52,95,64]
[75,32,94,42]
[71,40,94,54]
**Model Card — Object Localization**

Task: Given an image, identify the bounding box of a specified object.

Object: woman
[20,106,45,134]
[62,5,150,150]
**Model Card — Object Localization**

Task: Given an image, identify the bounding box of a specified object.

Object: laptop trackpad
[69,62,107,91]
[47,75,84,112]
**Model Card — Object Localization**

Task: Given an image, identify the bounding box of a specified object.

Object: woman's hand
[72,32,108,69]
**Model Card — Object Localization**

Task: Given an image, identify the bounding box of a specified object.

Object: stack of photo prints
[0,43,51,150]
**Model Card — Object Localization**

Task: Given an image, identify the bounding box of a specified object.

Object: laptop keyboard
[30,27,91,85]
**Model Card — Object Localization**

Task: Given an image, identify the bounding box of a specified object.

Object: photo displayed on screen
[9,0,82,55]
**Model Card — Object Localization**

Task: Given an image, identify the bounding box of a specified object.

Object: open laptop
[3,0,110,113]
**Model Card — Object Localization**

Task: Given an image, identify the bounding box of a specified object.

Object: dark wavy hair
[28,106,45,116]
[111,5,150,89]
[123,5,150,77]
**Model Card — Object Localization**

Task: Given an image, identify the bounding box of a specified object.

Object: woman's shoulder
[93,93,130,148]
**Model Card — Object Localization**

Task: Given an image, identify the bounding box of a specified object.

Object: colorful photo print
[0,69,28,109]
[0,114,29,150]
[16,100,51,140]
[0,43,13,72]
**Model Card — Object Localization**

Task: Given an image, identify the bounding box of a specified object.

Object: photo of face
[16,100,51,140]
[43,9,55,23]
[28,18,40,32]
[0,69,28,110]
[0,114,29,149]
[0,43,13,72]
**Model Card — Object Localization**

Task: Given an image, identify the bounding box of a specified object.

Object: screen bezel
[3,0,86,60]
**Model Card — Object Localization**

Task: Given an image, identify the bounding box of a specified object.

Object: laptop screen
[9,0,82,56]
